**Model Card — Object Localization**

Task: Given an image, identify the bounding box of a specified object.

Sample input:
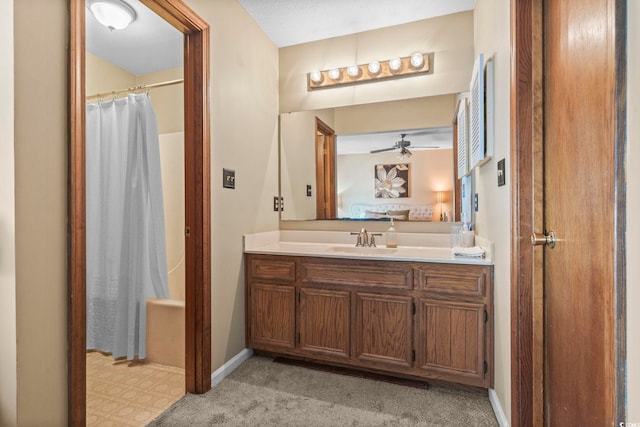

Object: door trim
[510,0,627,424]
[69,1,211,425]
[314,117,336,219]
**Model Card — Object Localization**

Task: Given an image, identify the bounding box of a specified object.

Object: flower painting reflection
[375,163,410,198]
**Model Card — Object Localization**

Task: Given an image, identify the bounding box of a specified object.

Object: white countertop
[244,230,493,265]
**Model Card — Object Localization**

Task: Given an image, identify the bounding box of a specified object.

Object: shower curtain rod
[86,78,184,101]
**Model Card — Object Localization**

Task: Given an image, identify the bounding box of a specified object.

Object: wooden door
[354,292,413,369]
[540,0,624,424]
[299,288,350,359]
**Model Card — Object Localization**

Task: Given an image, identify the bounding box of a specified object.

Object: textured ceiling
[87,0,475,75]
[237,0,475,47]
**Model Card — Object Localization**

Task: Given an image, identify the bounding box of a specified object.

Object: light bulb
[328,68,341,80]
[388,57,402,72]
[367,61,381,74]
[89,0,136,31]
[347,65,360,77]
[309,71,322,83]
[410,52,424,68]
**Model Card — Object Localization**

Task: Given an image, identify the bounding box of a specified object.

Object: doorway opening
[69,0,211,425]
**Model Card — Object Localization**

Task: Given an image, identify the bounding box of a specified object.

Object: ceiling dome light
[89,0,137,31]
[388,57,402,72]
[410,52,425,68]
[347,65,360,78]
[367,61,381,75]
[309,71,323,83]
[328,68,341,80]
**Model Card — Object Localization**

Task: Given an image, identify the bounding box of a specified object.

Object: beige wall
[333,94,457,135]
[185,0,280,370]
[13,1,68,425]
[86,53,184,135]
[627,0,639,421]
[0,1,17,425]
[136,67,184,134]
[86,52,136,94]
[279,11,474,113]
[473,0,512,422]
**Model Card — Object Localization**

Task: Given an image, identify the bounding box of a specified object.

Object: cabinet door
[416,298,487,386]
[249,283,295,350]
[355,292,413,369]
[299,288,350,360]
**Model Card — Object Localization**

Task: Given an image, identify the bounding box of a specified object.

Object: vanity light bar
[307,53,429,91]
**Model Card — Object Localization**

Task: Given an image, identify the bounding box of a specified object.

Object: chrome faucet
[350,228,383,247]
[350,228,369,247]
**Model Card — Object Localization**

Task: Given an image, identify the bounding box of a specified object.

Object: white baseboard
[489,388,510,427]
[211,348,253,387]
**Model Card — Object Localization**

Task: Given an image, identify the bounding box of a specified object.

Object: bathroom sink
[326,246,398,255]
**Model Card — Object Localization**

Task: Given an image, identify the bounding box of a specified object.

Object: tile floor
[86,351,185,426]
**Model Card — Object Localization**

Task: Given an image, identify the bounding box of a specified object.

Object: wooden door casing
[314,117,336,219]
[70,0,211,424]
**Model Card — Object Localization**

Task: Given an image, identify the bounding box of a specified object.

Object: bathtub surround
[86,93,170,360]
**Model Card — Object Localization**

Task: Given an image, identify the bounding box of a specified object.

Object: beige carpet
[147,356,498,426]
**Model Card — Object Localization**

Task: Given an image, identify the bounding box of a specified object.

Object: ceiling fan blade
[370,147,396,153]
[406,128,451,136]
[411,146,441,149]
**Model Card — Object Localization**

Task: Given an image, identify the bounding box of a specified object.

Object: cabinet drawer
[415,264,489,298]
[300,258,412,290]
[248,256,296,284]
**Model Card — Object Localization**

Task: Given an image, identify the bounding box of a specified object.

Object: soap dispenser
[386,218,398,248]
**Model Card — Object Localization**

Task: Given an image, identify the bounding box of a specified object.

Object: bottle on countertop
[386,217,398,248]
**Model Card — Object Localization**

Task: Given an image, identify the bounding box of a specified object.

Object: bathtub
[146,298,185,368]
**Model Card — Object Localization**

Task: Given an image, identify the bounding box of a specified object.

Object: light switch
[497,158,506,187]
[223,168,235,189]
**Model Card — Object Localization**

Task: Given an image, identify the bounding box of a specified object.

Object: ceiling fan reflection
[369,133,440,155]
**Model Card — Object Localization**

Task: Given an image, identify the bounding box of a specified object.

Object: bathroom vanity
[244,231,493,389]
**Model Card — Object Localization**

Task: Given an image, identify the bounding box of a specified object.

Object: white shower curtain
[86,93,170,360]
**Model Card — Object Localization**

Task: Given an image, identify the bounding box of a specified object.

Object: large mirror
[280,94,459,222]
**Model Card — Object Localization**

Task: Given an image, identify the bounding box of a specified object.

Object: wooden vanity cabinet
[246,255,296,352]
[245,253,493,389]
[414,263,493,387]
